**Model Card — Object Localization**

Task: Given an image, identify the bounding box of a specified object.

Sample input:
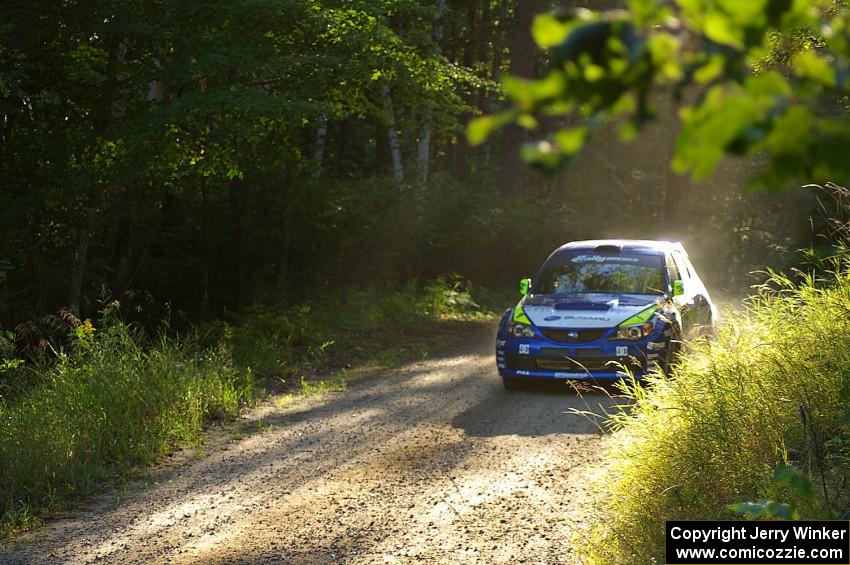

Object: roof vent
[594,244,621,253]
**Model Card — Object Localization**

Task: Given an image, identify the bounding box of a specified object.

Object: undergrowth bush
[581,260,850,563]
[198,277,500,382]
[0,322,253,535]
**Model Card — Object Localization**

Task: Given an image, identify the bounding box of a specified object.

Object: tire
[502,377,525,390]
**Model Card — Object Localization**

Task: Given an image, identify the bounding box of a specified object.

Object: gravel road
[1,322,613,564]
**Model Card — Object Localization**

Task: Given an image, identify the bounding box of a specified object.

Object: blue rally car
[496,239,717,389]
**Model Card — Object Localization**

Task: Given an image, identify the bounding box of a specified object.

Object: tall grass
[0,322,253,535]
[581,262,850,563]
[0,275,499,535]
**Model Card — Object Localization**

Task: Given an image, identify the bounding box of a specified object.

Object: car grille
[542,347,602,357]
[536,357,640,371]
[540,328,607,343]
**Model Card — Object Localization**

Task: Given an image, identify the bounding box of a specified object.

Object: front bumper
[495,330,669,382]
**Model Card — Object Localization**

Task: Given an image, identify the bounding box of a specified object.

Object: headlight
[509,322,536,338]
[614,322,653,340]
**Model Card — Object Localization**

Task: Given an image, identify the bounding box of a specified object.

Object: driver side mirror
[672,280,685,297]
[519,278,531,296]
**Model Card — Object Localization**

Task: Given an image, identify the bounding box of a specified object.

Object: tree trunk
[337,119,349,165]
[500,0,540,196]
[312,115,328,179]
[200,177,211,319]
[382,85,405,188]
[68,229,89,316]
[473,0,491,173]
[374,117,390,173]
[228,179,247,309]
[276,167,295,295]
[111,216,134,297]
[416,115,432,208]
[482,0,511,173]
[415,0,446,204]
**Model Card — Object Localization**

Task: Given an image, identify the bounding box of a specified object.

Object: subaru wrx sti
[496,240,716,389]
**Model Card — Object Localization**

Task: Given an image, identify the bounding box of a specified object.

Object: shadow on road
[451,379,620,438]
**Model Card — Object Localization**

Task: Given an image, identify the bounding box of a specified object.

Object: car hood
[521,294,659,329]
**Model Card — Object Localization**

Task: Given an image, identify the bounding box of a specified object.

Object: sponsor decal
[571,254,640,264]
[517,370,530,375]
[559,314,610,322]
[616,346,628,356]
[647,341,665,350]
[496,339,506,346]
[518,344,530,355]
[554,372,586,378]
[543,315,562,321]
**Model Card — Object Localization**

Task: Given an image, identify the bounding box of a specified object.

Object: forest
[0,0,817,332]
[3,0,850,563]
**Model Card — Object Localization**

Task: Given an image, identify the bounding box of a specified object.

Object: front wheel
[502,377,525,391]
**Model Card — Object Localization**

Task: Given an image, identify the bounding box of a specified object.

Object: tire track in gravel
[1,322,615,564]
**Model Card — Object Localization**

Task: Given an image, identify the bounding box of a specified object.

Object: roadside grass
[579,264,850,563]
[0,323,254,538]
[0,275,504,538]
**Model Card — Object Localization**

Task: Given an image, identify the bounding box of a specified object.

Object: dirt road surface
[1,322,613,564]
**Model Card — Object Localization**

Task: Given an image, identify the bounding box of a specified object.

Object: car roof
[555,239,687,255]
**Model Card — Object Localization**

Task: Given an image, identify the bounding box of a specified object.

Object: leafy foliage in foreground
[581,260,850,563]
[473,0,850,190]
[0,323,254,536]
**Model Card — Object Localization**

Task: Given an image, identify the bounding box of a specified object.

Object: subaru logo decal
[567,331,579,339]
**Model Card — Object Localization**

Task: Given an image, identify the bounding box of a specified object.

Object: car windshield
[535,253,666,295]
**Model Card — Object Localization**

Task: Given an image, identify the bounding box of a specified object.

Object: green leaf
[467,113,514,146]
[516,114,539,130]
[719,0,767,24]
[792,50,835,87]
[467,115,499,146]
[532,14,573,49]
[765,106,812,154]
[704,12,744,49]
[648,34,682,80]
[675,87,761,180]
[521,140,569,171]
[584,63,606,82]
[694,54,726,84]
[774,465,816,502]
[555,127,588,154]
[745,71,791,97]
[503,73,567,111]
[732,500,796,520]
